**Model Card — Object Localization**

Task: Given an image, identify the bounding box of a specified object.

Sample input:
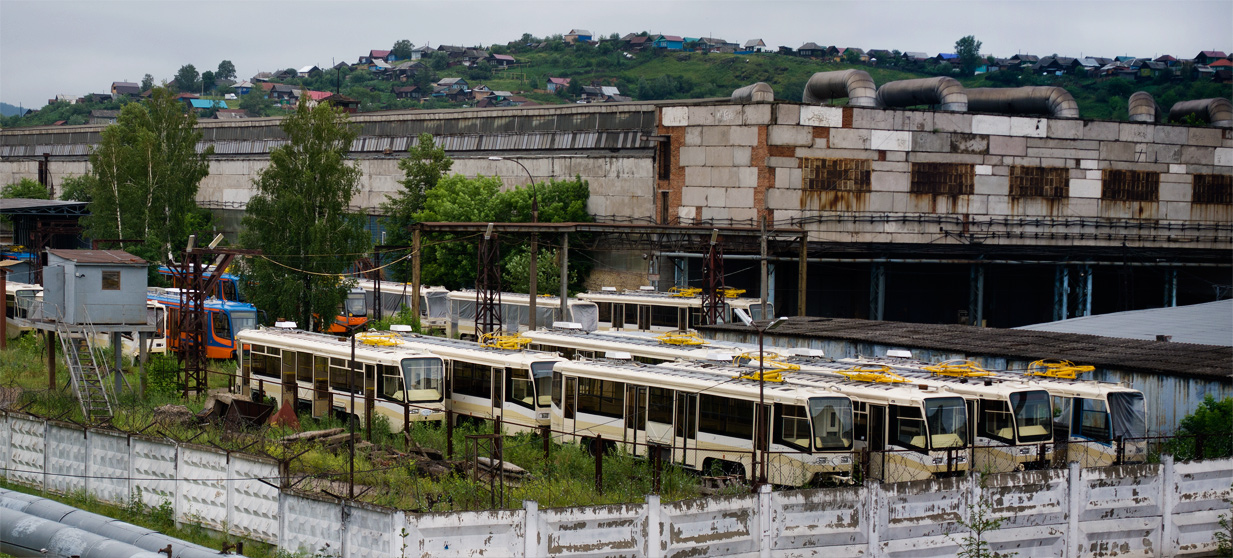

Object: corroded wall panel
[1168,458,1233,555]
[405,509,524,557]
[662,493,758,558]
[772,484,868,557]
[539,503,646,557]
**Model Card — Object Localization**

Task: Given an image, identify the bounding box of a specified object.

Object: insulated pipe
[732,82,775,103]
[965,86,1081,119]
[1169,98,1233,127]
[875,77,968,112]
[1128,91,1162,123]
[801,70,878,107]
[1,506,164,558]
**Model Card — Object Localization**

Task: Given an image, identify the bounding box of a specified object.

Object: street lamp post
[742,314,787,487]
[489,156,538,331]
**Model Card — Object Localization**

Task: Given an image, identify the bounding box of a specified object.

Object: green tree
[428,52,449,71]
[414,174,508,289]
[391,39,414,60]
[140,74,154,92]
[85,87,213,261]
[955,35,983,76]
[201,70,216,93]
[240,101,370,330]
[216,60,236,81]
[1,178,50,199]
[380,133,453,281]
[843,49,862,65]
[1167,396,1233,459]
[949,499,1017,558]
[175,64,200,93]
[239,85,274,117]
[58,174,96,202]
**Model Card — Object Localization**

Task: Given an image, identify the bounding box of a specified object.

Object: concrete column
[1075,265,1093,317]
[968,264,985,327]
[867,480,883,557]
[645,493,663,558]
[559,233,569,318]
[797,236,808,317]
[1066,460,1082,558]
[1053,266,1070,321]
[1160,455,1176,558]
[869,263,886,321]
[757,483,772,558]
[523,500,540,557]
[1163,268,1178,308]
[113,331,124,393]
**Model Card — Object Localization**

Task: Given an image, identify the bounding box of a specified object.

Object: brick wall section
[661,102,1233,249]
[656,119,687,224]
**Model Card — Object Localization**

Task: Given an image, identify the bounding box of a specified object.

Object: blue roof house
[654,35,684,50]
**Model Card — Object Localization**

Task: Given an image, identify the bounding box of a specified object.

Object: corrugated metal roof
[47,249,146,265]
[1016,300,1233,347]
[701,317,1233,379]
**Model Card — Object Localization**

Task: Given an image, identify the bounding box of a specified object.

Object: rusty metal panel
[1076,463,1163,557]
[130,436,177,510]
[88,429,130,505]
[177,446,228,531]
[8,415,45,489]
[1102,169,1160,201]
[345,502,395,558]
[1009,166,1069,198]
[44,423,86,495]
[909,162,975,195]
[539,503,644,557]
[1193,173,1232,204]
[229,454,280,544]
[403,509,524,557]
[803,158,872,192]
[661,493,757,557]
[1168,458,1233,555]
[878,476,965,557]
[980,469,1069,557]
[282,491,343,555]
[772,484,868,555]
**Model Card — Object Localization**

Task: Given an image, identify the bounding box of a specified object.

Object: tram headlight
[832,456,851,465]
[932,457,944,465]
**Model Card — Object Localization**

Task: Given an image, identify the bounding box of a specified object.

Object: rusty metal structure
[168,242,256,397]
[700,230,725,325]
[474,224,501,336]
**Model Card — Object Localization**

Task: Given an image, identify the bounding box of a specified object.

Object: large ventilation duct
[965,86,1080,119]
[1,506,164,558]
[732,82,774,103]
[1169,98,1233,127]
[802,70,878,107]
[1128,91,1162,122]
[875,77,968,112]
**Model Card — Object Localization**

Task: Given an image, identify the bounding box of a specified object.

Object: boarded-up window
[1193,174,1232,205]
[1009,166,1069,198]
[656,138,672,180]
[910,162,974,195]
[101,270,121,290]
[802,158,872,191]
[1102,169,1159,202]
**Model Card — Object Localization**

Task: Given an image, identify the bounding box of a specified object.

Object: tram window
[577,377,623,418]
[597,302,612,323]
[890,405,927,452]
[381,366,404,401]
[509,369,535,410]
[212,312,231,340]
[552,372,562,407]
[647,387,673,423]
[330,361,360,393]
[453,361,492,399]
[774,404,811,451]
[853,406,869,442]
[611,304,625,329]
[651,305,677,328]
[624,385,647,430]
[564,377,577,419]
[978,399,1015,445]
[295,351,313,383]
[1076,398,1111,442]
[251,353,279,379]
[281,351,296,380]
[699,394,753,440]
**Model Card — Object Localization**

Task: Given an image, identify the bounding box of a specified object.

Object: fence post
[1160,454,1177,558]
[594,435,603,494]
[523,499,539,558]
[757,483,772,558]
[1066,460,1082,558]
[446,409,453,460]
[645,493,662,558]
[540,425,550,461]
[652,444,662,495]
[866,479,882,557]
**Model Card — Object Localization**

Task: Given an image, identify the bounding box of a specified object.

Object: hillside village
[4,30,1231,127]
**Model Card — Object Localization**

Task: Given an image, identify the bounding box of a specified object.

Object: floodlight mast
[753,316,788,487]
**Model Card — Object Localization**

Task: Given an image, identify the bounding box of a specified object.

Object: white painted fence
[0,411,1229,557]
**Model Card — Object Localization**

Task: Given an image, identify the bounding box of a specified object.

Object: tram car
[4,280,43,338]
[148,287,260,360]
[577,286,773,332]
[446,289,599,338]
[355,280,449,331]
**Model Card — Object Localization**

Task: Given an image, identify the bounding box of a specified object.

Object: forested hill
[4,38,1230,128]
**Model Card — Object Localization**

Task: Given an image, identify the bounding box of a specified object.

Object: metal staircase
[55,322,114,422]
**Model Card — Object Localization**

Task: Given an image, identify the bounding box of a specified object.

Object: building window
[1102,169,1159,202]
[910,163,974,195]
[101,270,121,290]
[656,138,672,180]
[802,158,872,191]
[1193,174,1232,205]
[1009,166,1069,198]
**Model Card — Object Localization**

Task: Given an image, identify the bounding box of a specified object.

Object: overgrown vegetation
[1165,395,1233,459]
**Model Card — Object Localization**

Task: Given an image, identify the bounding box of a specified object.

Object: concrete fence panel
[537,502,646,557]
[344,501,395,558]
[129,436,178,511]
[877,476,966,557]
[405,509,525,557]
[1168,457,1233,556]
[176,445,229,532]
[228,454,280,545]
[87,429,131,505]
[771,484,868,556]
[1076,463,1164,558]
[0,412,11,481]
[980,468,1069,558]
[45,422,87,495]
[661,493,759,558]
[8,414,45,489]
[281,491,344,556]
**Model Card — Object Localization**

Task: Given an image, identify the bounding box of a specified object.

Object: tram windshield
[230,311,258,335]
[1011,390,1053,443]
[532,361,555,407]
[345,292,367,316]
[809,397,853,450]
[1109,392,1146,439]
[925,397,968,449]
[401,357,444,401]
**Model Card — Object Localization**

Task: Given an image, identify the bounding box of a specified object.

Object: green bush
[147,353,184,397]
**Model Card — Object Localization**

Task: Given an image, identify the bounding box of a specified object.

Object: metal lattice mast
[700,229,724,325]
[475,224,502,336]
[175,250,210,398]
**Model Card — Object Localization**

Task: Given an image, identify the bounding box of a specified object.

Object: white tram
[576,287,773,332]
[445,290,599,338]
[355,280,450,330]
[3,280,42,338]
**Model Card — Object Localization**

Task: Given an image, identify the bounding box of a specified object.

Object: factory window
[910,162,974,195]
[1193,174,1232,204]
[1009,166,1069,198]
[802,158,871,191]
[1101,169,1159,202]
[656,138,672,180]
[101,270,121,290]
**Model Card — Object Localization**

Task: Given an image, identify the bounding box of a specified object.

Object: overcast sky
[2,0,1230,109]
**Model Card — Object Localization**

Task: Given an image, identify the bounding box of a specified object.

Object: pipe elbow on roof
[802,69,878,107]
[1169,98,1233,128]
[965,86,1080,119]
[731,82,775,103]
[1128,91,1162,123]
[876,77,968,112]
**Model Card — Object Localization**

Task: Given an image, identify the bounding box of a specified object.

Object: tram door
[562,376,578,437]
[675,392,698,467]
[624,385,647,455]
[491,367,505,426]
[645,387,674,446]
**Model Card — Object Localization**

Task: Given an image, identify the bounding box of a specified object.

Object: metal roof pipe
[1,507,163,558]
[876,77,968,112]
[965,86,1081,119]
[802,70,878,107]
[732,82,775,103]
[1128,91,1162,123]
[1169,98,1233,127]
